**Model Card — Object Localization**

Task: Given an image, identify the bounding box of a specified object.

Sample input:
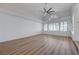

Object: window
[60,22,64,31]
[55,23,59,31]
[44,24,47,31]
[43,22,67,32]
[48,23,59,31]
[63,22,67,31]
[53,23,56,31]
[49,24,53,31]
[60,22,67,31]
[53,23,59,31]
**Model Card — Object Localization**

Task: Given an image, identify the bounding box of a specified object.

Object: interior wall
[0,12,42,42]
[42,17,72,37]
[72,4,79,41]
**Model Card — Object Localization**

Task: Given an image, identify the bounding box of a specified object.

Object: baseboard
[42,31,72,37]
[41,33,71,38]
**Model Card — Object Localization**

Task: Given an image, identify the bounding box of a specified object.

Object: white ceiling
[0,3,74,22]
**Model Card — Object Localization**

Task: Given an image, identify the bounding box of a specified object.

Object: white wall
[42,17,72,37]
[72,4,79,41]
[0,12,42,42]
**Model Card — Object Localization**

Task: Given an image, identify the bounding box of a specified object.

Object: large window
[44,22,67,31]
[54,23,59,31]
[48,23,59,31]
[49,24,53,31]
[44,24,48,31]
[60,22,64,31]
[63,22,67,31]
[60,22,67,31]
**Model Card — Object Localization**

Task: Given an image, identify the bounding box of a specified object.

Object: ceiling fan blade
[47,8,52,12]
[49,11,55,13]
[43,8,46,12]
[48,11,56,15]
[48,12,51,15]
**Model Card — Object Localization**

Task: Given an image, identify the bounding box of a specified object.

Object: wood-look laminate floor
[0,34,79,55]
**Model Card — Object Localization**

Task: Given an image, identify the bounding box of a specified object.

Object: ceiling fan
[42,3,58,21]
[43,3,56,16]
